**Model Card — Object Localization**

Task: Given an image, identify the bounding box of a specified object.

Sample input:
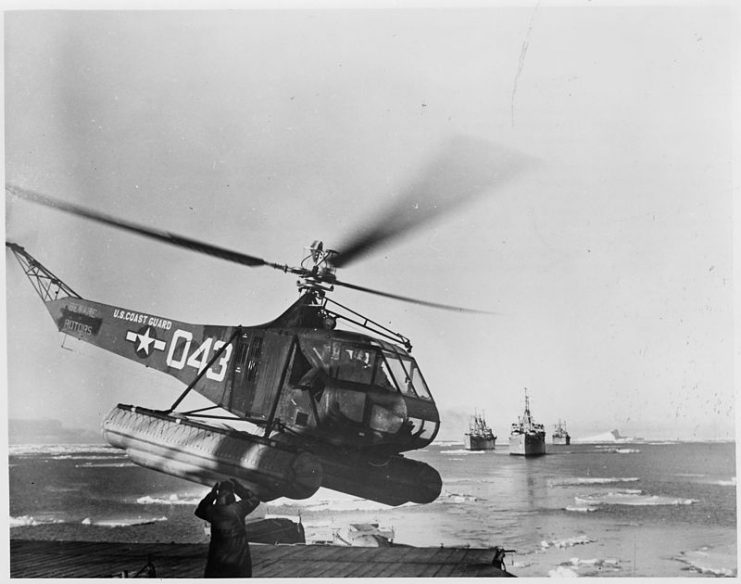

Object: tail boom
[7,242,238,406]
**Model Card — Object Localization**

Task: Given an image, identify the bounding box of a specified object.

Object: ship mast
[523,387,532,427]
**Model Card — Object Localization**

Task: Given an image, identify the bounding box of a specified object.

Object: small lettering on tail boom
[45,297,237,395]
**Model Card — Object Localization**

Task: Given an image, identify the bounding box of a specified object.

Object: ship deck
[9,539,514,578]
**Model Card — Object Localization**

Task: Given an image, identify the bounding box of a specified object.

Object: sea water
[8,441,736,577]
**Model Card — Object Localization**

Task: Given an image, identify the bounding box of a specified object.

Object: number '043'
[166,329,232,382]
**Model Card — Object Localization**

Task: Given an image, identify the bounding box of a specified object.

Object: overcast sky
[3,5,737,441]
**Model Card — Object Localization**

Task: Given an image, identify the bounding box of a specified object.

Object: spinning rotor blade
[331,135,531,268]
[333,277,496,315]
[6,184,292,272]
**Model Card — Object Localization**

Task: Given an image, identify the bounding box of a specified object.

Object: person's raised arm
[230,480,260,515]
[195,483,218,520]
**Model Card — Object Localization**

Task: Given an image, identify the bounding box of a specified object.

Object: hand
[230,479,256,500]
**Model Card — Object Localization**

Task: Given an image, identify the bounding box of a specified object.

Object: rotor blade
[6,184,291,271]
[333,277,496,315]
[331,135,532,268]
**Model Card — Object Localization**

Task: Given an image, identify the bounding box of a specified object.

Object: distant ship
[552,419,571,445]
[464,411,497,450]
[508,388,546,456]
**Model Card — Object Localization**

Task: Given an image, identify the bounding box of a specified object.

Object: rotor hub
[298,241,338,295]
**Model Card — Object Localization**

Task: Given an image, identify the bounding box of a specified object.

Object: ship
[552,419,571,445]
[464,411,497,450]
[508,388,546,456]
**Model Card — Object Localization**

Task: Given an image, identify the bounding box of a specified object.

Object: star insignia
[125,326,167,357]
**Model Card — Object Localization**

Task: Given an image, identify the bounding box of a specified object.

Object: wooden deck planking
[347,546,383,562]
[255,542,298,560]
[410,546,456,563]
[10,539,510,578]
[314,544,352,562]
[418,561,449,578]
[431,561,461,578]
[440,547,468,564]
[270,561,315,579]
[344,559,387,578]
[415,562,453,578]
[314,561,358,578]
[379,561,416,577]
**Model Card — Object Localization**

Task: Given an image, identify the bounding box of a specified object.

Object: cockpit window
[404,357,432,400]
[381,351,432,401]
[299,338,376,385]
[334,346,375,385]
[383,352,414,397]
[374,358,398,391]
[297,337,432,400]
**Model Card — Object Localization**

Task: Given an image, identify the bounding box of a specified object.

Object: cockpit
[299,337,433,400]
[290,333,439,449]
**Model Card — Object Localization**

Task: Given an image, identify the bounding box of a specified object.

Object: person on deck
[195,479,261,578]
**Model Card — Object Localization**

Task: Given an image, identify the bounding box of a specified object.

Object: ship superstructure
[508,388,546,456]
[464,411,497,451]
[552,419,571,445]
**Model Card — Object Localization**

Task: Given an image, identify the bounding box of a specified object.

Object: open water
[9,440,736,577]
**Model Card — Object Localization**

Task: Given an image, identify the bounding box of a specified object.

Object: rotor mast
[297,240,337,297]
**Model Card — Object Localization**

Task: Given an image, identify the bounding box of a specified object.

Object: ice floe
[548,565,579,577]
[673,546,738,577]
[10,515,66,528]
[51,454,128,461]
[549,476,639,486]
[574,490,696,506]
[136,493,203,506]
[81,516,168,527]
[564,505,598,513]
[443,491,478,503]
[562,557,621,572]
[541,535,593,549]
[9,444,116,456]
[707,477,736,487]
[75,461,136,468]
[272,489,416,512]
[442,477,475,484]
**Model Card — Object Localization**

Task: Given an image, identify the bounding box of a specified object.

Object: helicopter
[6,136,527,506]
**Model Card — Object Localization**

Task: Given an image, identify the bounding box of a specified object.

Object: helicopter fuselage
[7,242,442,505]
[37,278,440,456]
[40,298,439,453]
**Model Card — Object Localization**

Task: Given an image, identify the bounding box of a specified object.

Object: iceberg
[574,429,643,444]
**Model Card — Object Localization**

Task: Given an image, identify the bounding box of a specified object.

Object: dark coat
[196,488,260,577]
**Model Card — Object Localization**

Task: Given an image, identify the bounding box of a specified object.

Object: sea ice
[674,546,738,577]
[548,565,578,577]
[541,535,593,549]
[574,490,696,506]
[9,515,65,528]
[549,476,639,486]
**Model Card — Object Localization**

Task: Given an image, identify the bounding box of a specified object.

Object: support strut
[164,326,242,413]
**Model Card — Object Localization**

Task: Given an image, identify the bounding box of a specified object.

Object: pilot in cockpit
[353,349,369,367]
